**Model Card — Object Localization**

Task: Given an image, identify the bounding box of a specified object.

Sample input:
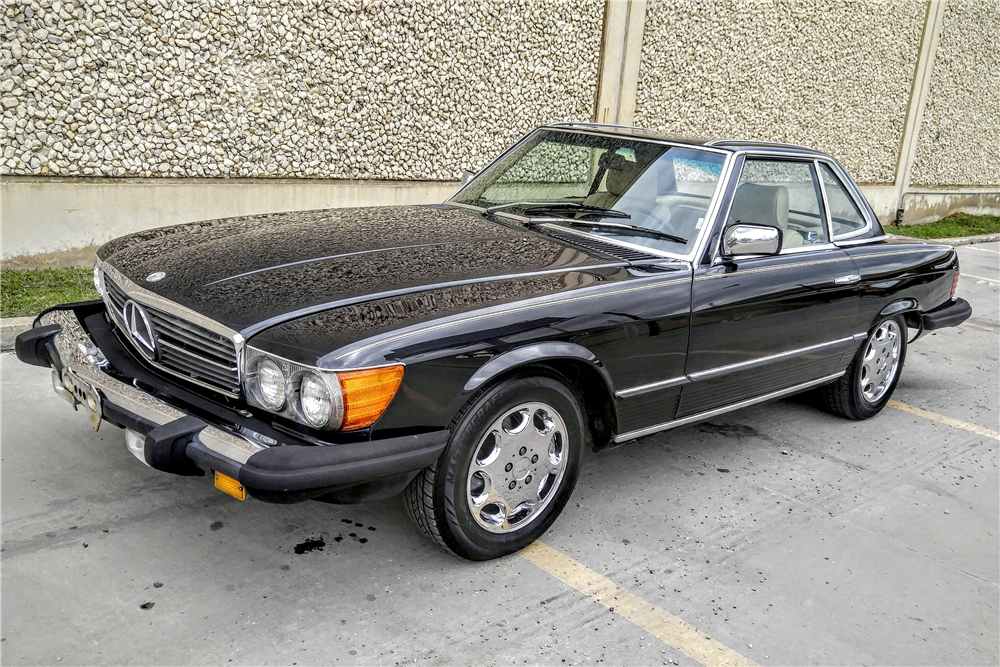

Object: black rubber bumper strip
[922,297,972,330]
[237,430,450,493]
[14,323,61,368]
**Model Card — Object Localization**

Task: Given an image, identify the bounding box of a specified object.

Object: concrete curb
[888,232,1000,247]
[1,316,34,352]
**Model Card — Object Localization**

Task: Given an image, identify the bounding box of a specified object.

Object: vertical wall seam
[894,0,948,203]
[617,0,648,127]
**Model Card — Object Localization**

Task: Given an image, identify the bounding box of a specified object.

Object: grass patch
[893,213,1000,240]
[1,267,99,318]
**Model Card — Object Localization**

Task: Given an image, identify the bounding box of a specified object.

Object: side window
[819,164,867,236]
[728,160,829,249]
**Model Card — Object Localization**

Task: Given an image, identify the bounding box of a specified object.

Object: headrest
[606,166,641,196]
[729,183,789,228]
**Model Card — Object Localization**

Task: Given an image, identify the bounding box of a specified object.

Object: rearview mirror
[459,169,476,186]
[722,224,782,257]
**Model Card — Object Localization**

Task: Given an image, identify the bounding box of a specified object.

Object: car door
[678,156,863,418]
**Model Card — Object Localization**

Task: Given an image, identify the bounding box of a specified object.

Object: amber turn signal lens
[338,365,405,431]
[214,471,246,501]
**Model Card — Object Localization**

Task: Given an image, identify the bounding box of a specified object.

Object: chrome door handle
[835,274,861,285]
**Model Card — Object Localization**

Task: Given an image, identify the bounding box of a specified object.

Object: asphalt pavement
[2,242,997,666]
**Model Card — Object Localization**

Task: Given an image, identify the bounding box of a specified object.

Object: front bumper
[16,304,449,503]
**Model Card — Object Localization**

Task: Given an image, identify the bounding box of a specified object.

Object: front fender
[462,341,610,393]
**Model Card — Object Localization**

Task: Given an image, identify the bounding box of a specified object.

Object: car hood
[98,204,617,334]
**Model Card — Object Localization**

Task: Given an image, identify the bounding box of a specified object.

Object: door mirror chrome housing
[459,169,476,186]
[722,224,782,257]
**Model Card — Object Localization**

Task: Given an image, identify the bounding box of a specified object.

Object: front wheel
[819,315,907,420]
[404,375,584,561]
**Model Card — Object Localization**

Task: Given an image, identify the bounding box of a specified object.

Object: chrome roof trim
[706,139,818,152]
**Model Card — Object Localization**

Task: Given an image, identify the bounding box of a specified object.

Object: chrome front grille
[103,275,240,396]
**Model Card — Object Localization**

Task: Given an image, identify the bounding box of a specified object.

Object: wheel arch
[454,343,618,450]
[878,298,921,329]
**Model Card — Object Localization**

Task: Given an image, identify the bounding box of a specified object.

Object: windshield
[451,129,728,255]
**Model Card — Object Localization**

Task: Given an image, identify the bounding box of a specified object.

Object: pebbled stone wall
[910,0,1000,187]
[632,0,925,185]
[0,0,601,179]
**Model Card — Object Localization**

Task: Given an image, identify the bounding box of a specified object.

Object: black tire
[403,375,585,561]
[818,314,907,420]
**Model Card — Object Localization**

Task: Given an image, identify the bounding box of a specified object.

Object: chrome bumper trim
[38,309,265,465]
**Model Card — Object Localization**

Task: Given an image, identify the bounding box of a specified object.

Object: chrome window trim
[712,152,838,262]
[835,234,889,247]
[814,159,875,241]
[779,242,838,255]
[614,333,864,398]
[98,260,244,398]
[697,253,854,281]
[814,158,836,241]
[613,372,846,443]
[446,127,736,264]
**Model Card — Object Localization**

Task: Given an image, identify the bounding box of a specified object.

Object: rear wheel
[819,315,906,420]
[404,375,584,561]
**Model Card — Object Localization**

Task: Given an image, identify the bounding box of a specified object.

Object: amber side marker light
[338,365,405,431]
[214,471,247,501]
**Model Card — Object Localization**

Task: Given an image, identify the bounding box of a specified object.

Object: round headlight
[256,358,286,411]
[300,372,341,428]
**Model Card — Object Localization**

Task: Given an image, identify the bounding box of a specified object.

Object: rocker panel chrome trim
[613,372,846,443]
[615,334,864,398]
[686,335,861,382]
[614,375,689,398]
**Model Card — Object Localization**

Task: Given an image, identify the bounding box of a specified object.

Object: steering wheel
[627,202,674,235]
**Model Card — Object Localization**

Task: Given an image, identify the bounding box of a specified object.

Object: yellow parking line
[888,400,1000,441]
[520,541,758,667]
[963,321,1000,333]
[962,272,999,284]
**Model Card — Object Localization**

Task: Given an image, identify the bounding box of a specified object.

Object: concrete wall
[1,0,602,180]
[2,0,999,265]
[910,0,1000,187]
[632,0,925,185]
[1,176,457,265]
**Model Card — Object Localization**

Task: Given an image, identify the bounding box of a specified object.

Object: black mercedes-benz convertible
[17,123,971,560]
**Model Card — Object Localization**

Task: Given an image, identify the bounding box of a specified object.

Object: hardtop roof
[543,122,830,159]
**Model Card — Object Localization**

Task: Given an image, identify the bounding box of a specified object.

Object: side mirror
[459,169,476,186]
[722,223,782,257]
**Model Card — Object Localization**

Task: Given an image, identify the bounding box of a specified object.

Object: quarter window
[819,164,867,236]
[729,160,829,248]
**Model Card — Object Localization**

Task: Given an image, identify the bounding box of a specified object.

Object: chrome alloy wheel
[465,401,570,533]
[860,320,901,403]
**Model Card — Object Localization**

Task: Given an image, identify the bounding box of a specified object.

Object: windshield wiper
[484,201,630,219]
[522,202,631,219]
[554,219,688,245]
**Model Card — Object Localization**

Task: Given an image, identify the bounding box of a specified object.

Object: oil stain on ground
[293,536,326,554]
